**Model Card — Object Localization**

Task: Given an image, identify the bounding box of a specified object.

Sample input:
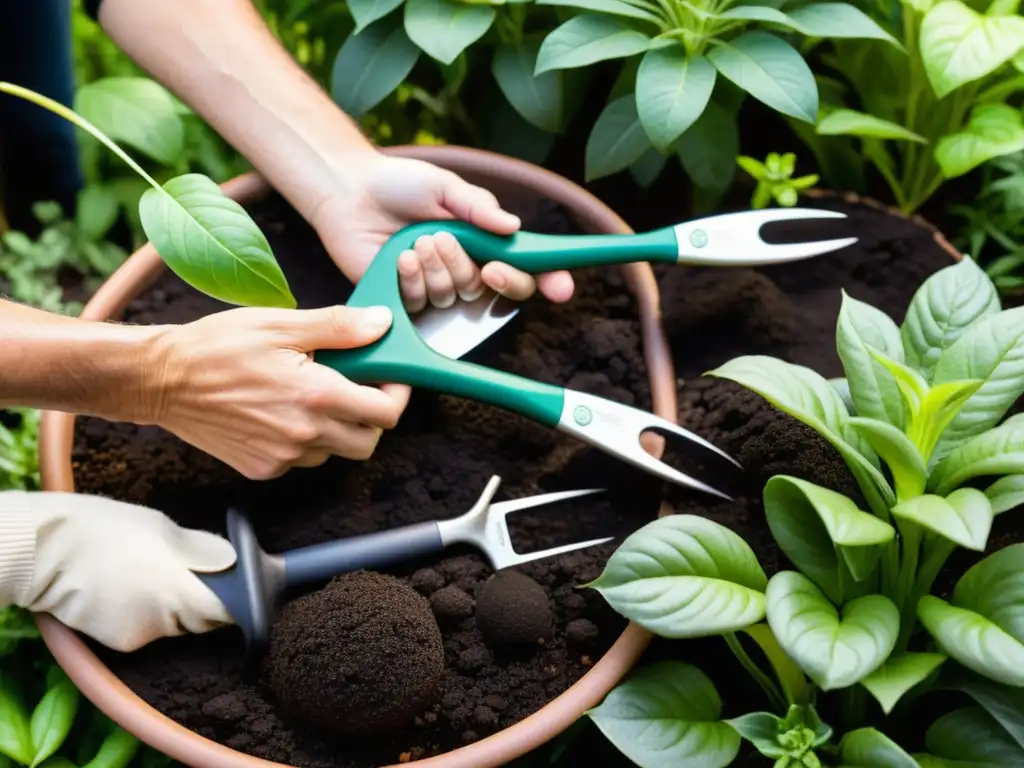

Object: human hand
[311,154,576,313]
[2,490,236,652]
[144,304,407,480]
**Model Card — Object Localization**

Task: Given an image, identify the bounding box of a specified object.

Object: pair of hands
[148,154,575,480]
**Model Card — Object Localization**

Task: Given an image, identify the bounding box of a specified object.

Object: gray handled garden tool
[314,208,857,499]
[199,476,607,662]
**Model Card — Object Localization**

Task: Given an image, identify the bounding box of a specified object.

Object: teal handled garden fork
[315,208,857,499]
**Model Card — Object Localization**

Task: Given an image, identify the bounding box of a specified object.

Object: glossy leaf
[840,728,921,767]
[742,623,810,705]
[789,3,901,44]
[920,0,1024,98]
[331,18,420,117]
[535,0,663,23]
[891,489,994,551]
[936,104,1024,178]
[901,257,1001,382]
[930,417,1024,495]
[586,662,741,768]
[585,95,652,181]
[675,99,738,194]
[985,474,1024,514]
[725,712,787,758]
[766,571,899,691]
[763,475,895,602]
[74,77,184,166]
[847,418,927,501]
[831,376,856,413]
[637,50,716,152]
[938,673,1024,751]
[861,652,947,714]
[535,15,650,74]
[910,379,984,463]
[29,674,79,767]
[405,0,495,65]
[926,706,1024,765]
[139,174,296,308]
[493,41,564,133]
[348,0,404,33]
[707,31,818,123]
[836,290,907,428]
[586,515,767,637]
[0,678,33,765]
[817,108,927,142]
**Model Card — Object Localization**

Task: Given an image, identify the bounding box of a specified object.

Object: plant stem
[725,632,788,713]
[898,537,956,650]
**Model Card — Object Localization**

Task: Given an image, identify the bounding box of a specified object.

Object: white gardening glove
[0,490,236,652]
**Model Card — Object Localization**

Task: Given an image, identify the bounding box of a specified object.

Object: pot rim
[36,144,674,768]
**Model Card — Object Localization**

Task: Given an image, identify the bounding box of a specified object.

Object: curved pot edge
[36,145,669,768]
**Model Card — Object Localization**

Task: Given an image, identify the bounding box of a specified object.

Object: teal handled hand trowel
[316,208,858,500]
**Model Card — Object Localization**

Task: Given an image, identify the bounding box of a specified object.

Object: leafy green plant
[582,257,1024,765]
[801,0,1024,214]
[738,151,819,208]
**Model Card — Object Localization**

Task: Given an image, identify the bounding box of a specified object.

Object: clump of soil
[266,571,444,736]
[476,571,553,648]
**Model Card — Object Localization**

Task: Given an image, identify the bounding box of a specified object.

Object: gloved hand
[0,490,236,652]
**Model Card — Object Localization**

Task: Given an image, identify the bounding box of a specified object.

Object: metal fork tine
[490,487,604,518]
[500,536,616,568]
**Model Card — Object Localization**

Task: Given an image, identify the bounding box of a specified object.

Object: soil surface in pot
[71,196,675,768]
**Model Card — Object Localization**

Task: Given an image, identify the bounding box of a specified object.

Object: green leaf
[348,0,404,32]
[74,77,184,166]
[891,489,994,550]
[742,623,810,705]
[919,545,1024,686]
[585,95,653,181]
[535,15,650,74]
[586,662,741,768]
[0,678,34,765]
[331,18,421,117]
[707,31,818,123]
[763,476,895,603]
[985,474,1024,514]
[926,706,1024,765]
[861,652,947,714]
[938,673,1024,752]
[716,5,804,27]
[816,109,927,142]
[836,290,908,428]
[138,174,296,308]
[404,0,495,65]
[585,515,767,637]
[919,0,1024,99]
[901,258,1001,383]
[930,415,1024,495]
[911,379,985,463]
[766,571,900,691]
[787,3,901,45]
[847,418,927,501]
[493,41,564,133]
[76,185,120,243]
[675,99,738,194]
[935,104,1024,178]
[636,50,716,152]
[536,0,663,22]
[840,728,922,767]
[629,147,669,188]
[29,675,79,767]
[725,711,787,758]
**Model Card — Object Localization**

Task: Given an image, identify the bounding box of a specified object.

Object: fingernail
[362,306,393,329]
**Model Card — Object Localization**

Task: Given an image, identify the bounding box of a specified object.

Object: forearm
[0,299,164,422]
[95,0,379,223]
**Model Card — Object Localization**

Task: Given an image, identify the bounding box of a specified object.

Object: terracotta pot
[37,145,676,768]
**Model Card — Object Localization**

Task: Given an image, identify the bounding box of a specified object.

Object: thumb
[171,526,237,573]
[280,305,393,350]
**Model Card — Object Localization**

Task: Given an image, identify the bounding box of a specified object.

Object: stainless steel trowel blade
[412,290,520,359]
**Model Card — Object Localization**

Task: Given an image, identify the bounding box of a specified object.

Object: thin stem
[725,632,788,713]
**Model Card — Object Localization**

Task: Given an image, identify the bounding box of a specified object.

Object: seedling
[581,257,1024,766]
[737,152,819,209]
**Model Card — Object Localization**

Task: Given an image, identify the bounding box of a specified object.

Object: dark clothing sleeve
[84,0,104,20]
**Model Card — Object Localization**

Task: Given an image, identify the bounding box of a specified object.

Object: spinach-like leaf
[586,661,741,768]
[847,418,927,501]
[585,515,767,638]
[0,676,34,765]
[891,489,994,551]
[937,671,1024,752]
[925,706,1024,765]
[29,668,79,768]
[930,416,1024,495]
[763,476,895,603]
[839,726,921,767]
[860,652,947,714]
[765,571,899,691]
[985,474,1024,514]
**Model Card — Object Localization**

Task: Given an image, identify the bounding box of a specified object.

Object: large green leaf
[139,174,295,308]
[901,258,1001,383]
[985,474,1024,514]
[586,515,767,637]
[536,0,663,22]
[535,15,650,74]
[919,0,1024,98]
[493,40,564,133]
[675,100,738,194]
[585,95,652,181]
[0,678,32,765]
[836,290,907,428]
[330,18,421,117]
[586,662,741,768]
[766,571,899,690]
[348,0,404,33]
[787,3,900,45]
[847,418,927,501]
[936,104,1024,178]
[637,50,716,152]
[919,544,1024,686]
[29,670,79,767]
[840,728,922,768]
[74,77,184,166]
[861,652,947,714]
[763,476,895,603]
[892,489,994,551]
[930,415,1024,494]
[404,0,494,64]
[926,706,1024,765]
[816,109,927,142]
[707,31,817,123]
[938,673,1024,752]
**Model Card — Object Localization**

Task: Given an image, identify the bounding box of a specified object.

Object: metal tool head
[557,390,740,500]
[673,208,858,266]
[437,475,611,570]
[412,290,520,360]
